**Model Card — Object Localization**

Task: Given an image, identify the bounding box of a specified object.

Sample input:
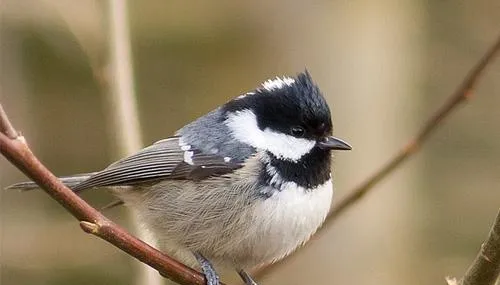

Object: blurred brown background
[1,1,500,285]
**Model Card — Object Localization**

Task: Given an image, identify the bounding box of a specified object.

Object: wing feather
[72,136,246,192]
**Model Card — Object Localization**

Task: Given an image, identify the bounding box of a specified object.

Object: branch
[0,104,18,139]
[255,34,500,279]
[0,105,219,285]
[447,210,500,285]
[327,34,500,226]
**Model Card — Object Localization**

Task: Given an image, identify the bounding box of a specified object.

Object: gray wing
[71,136,246,192]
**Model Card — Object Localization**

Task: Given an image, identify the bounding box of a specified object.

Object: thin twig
[447,210,500,285]
[0,104,18,139]
[460,209,500,285]
[255,34,500,279]
[327,34,500,226]
[0,105,220,285]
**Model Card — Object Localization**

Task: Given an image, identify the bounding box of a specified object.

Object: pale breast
[242,179,333,266]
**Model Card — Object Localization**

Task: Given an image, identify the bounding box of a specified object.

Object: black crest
[223,70,333,140]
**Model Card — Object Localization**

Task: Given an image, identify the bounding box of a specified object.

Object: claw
[238,269,259,285]
[194,253,220,285]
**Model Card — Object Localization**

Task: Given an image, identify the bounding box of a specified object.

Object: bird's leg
[194,253,220,285]
[237,269,259,285]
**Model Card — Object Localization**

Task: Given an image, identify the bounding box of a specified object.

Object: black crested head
[223,70,333,140]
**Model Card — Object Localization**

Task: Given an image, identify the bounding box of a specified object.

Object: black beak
[317,136,352,150]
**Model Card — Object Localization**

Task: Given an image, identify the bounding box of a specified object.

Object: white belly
[235,179,333,267]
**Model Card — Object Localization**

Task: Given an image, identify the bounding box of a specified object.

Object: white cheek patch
[225,109,316,161]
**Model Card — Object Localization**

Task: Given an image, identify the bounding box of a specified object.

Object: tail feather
[6,172,98,191]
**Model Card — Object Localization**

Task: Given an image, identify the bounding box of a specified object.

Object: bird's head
[223,70,351,162]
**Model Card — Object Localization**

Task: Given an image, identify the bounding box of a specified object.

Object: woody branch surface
[255,34,500,279]
[459,210,500,285]
[0,105,218,285]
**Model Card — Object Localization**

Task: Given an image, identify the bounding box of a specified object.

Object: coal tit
[9,71,351,285]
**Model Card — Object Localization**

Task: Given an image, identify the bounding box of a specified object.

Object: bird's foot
[238,269,259,285]
[194,253,220,285]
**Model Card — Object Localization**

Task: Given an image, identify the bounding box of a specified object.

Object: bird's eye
[290,126,305,138]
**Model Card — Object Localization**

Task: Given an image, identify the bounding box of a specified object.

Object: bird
[8,70,351,285]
